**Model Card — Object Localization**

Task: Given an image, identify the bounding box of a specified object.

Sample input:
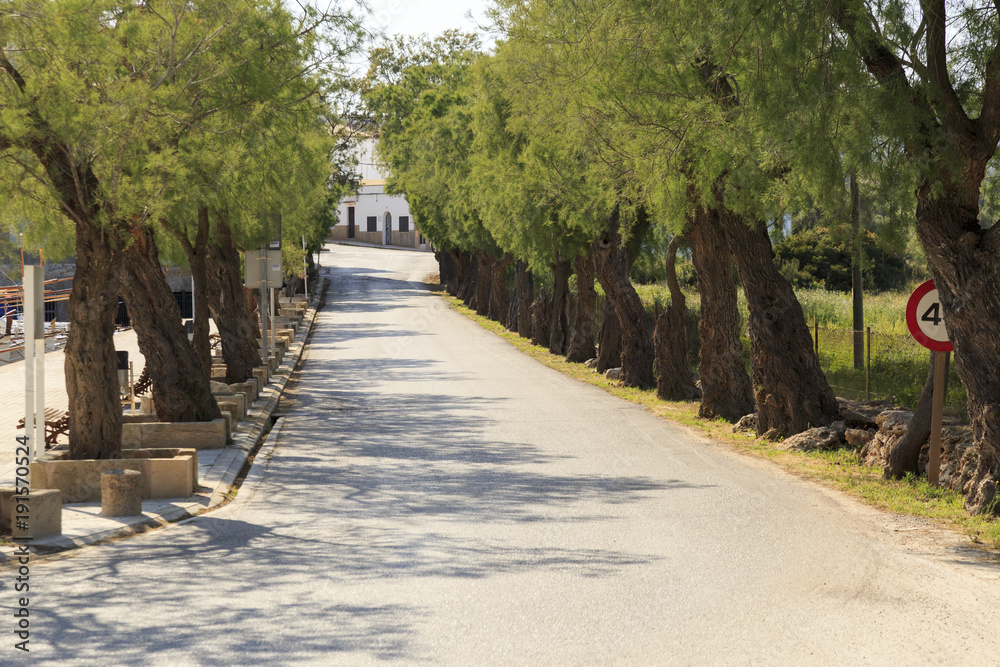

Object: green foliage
[773,227,913,293]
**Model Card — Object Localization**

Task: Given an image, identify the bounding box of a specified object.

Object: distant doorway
[347,206,355,239]
[384,212,392,246]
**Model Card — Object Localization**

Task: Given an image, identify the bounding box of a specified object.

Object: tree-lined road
[13,245,1000,665]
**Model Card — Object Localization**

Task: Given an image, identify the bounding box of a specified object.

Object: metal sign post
[23,265,44,462]
[244,248,283,367]
[906,280,953,485]
[302,235,308,297]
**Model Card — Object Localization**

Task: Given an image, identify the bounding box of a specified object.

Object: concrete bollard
[101,469,143,517]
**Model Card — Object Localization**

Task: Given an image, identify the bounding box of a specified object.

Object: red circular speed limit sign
[906,280,953,352]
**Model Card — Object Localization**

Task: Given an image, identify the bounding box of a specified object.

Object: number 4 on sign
[921,302,943,327]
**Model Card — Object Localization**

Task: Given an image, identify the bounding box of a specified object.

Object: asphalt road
[7,244,1000,665]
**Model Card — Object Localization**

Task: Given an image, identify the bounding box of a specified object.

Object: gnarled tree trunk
[548,256,573,355]
[65,219,123,460]
[717,207,839,437]
[592,209,655,388]
[567,252,597,363]
[655,236,699,401]
[489,255,512,323]
[596,297,622,373]
[436,250,455,289]
[458,251,477,305]
[916,187,1000,513]
[475,251,492,317]
[120,226,221,423]
[685,207,753,420]
[206,214,259,384]
[531,287,550,349]
[164,206,212,379]
[516,262,534,338]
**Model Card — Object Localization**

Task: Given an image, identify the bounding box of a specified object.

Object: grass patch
[439,290,1000,555]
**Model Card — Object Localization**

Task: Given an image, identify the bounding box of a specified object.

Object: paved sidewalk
[0,284,323,561]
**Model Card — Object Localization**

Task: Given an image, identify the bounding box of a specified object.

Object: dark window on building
[367,216,377,232]
[173,291,193,319]
[399,216,410,232]
[347,206,356,238]
[419,234,425,246]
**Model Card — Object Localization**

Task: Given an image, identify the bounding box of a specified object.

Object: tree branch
[920,1,972,131]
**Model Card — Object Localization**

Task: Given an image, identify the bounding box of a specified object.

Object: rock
[845,428,875,448]
[760,427,782,442]
[780,425,847,452]
[584,358,598,369]
[837,397,894,429]
[733,413,758,434]
[859,409,913,466]
[605,367,622,381]
[210,380,232,395]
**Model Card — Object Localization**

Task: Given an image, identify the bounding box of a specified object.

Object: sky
[368,0,494,44]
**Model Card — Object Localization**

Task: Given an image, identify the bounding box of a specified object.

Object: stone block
[253,366,268,388]
[277,329,295,347]
[119,419,227,451]
[101,469,143,517]
[122,448,198,492]
[140,395,156,414]
[10,489,62,539]
[216,393,246,422]
[229,380,258,405]
[122,422,143,448]
[219,410,233,435]
[268,355,279,373]
[30,459,150,503]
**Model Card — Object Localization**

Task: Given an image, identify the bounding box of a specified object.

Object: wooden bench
[17,408,70,450]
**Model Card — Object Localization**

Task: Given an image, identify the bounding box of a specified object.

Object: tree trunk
[65,219,123,460]
[885,351,948,479]
[206,214,259,384]
[489,256,512,323]
[531,287,550,348]
[458,251,477,305]
[516,263,534,338]
[717,207,840,437]
[120,226,221,423]
[436,250,455,288]
[596,297,622,373]
[185,207,212,378]
[592,209,655,388]
[447,250,465,297]
[548,256,573,355]
[506,261,520,333]
[655,236,700,401]
[685,207,754,421]
[916,186,1000,513]
[566,253,597,363]
[475,251,492,317]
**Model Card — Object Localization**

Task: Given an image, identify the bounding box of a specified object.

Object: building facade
[330,137,431,251]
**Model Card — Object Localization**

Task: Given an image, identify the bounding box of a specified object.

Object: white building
[330,137,431,251]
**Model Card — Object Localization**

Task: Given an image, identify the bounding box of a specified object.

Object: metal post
[24,265,44,461]
[302,235,308,298]
[259,250,268,365]
[129,361,135,415]
[270,287,276,363]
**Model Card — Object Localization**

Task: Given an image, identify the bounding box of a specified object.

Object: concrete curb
[0,280,326,562]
